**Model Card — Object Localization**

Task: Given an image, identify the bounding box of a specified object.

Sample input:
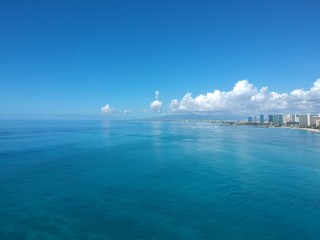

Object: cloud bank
[101,80,320,116]
[169,79,320,114]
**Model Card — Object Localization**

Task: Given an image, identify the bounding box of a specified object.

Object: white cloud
[155,90,160,100]
[150,100,163,112]
[123,109,130,115]
[101,104,116,114]
[142,109,148,113]
[149,90,163,112]
[169,79,320,114]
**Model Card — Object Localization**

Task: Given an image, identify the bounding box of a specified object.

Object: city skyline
[246,113,320,129]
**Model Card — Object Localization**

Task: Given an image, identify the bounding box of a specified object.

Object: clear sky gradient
[1,0,320,118]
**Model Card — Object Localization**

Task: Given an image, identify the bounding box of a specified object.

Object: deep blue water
[0,120,320,240]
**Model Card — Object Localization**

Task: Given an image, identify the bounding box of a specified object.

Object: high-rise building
[284,114,291,126]
[273,115,279,125]
[268,115,273,123]
[248,117,253,123]
[272,114,283,126]
[307,114,313,127]
[260,115,264,124]
[313,116,320,128]
[291,114,299,123]
[279,115,283,125]
[315,119,320,128]
[299,115,308,128]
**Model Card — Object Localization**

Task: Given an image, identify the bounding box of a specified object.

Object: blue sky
[1,0,320,119]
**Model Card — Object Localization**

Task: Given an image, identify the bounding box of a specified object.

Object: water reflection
[150,121,164,158]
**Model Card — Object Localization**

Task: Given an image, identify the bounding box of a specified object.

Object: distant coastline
[204,120,320,133]
[236,123,320,134]
[231,122,320,133]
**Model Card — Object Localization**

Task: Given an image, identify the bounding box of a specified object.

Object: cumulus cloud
[149,90,163,112]
[150,100,163,112]
[101,104,116,114]
[169,79,320,114]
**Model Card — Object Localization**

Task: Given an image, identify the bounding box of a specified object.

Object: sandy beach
[287,127,320,133]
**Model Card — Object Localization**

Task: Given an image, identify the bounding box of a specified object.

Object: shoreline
[225,122,320,134]
[287,127,320,133]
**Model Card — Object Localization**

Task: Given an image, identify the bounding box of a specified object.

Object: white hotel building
[298,114,320,128]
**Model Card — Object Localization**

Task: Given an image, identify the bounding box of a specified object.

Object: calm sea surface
[0,120,320,239]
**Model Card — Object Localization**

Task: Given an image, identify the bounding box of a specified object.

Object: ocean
[0,120,320,239]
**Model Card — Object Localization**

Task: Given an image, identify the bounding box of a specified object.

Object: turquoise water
[1,120,320,239]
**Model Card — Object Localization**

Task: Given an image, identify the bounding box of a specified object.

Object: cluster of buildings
[247,113,320,129]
